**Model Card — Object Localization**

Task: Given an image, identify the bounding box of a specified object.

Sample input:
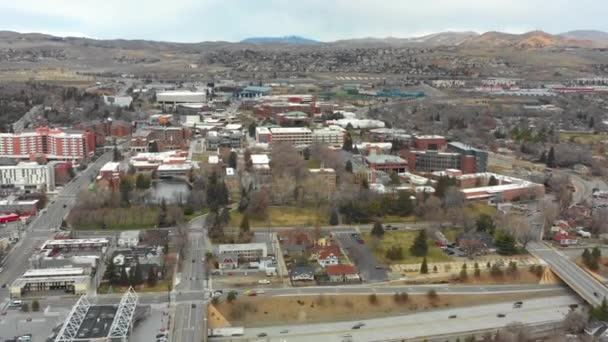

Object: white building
[217,243,268,261]
[118,231,140,248]
[157,91,206,104]
[269,127,312,147]
[312,128,344,147]
[103,95,133,108]
[0,162,55,191]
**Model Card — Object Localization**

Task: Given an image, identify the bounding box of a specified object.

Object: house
[318,250,340,268]
[456,232,496,255]
[217,243,268,261]
[554,233,578,247]
[218,254,238,270]
[326,264,360,283]
[278,230,314,256]
[290,265,315,282]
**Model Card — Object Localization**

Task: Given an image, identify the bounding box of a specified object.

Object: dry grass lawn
[364,230,454,265]
[229,207,328,228]
[212,291,564,327]
[560,132,608,145]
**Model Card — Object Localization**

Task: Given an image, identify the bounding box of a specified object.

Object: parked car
[448,315,457,319]
[257,333,267,337]
[513,301,523,308]
[497,313,506,318]
[258,279,271,284]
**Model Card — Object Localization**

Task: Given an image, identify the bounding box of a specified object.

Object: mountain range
[1,29,608,50]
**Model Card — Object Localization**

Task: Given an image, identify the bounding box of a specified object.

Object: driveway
[334,232,387,282]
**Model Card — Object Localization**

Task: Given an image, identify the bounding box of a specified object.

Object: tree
[130,263,143,286]
[460,264,468,280]
[368,293,379,305]
[563,310,588,333]
[32,300,40,312]
[592,246,602,261]
[474,262,481,277]
[329,209,339,226]
[135,173,151,190]
[410,229,428,257]
[246,189,270,219]
[488,175,499,186]
[385,246,404,261]
[395,191,414,216]
[113,145,121,162]
[119,268,129,285]
[389,172,400,186]
[303,147,311,160]
[345,160,353,173]
[227,290,238,303]
[220,207,231,225]
[591,297,608,321]
[494,231,517,255]
[104,258,118,285]
[147,267,158,287]
[342,132,353,152]
[371,221,385,238]
[426,289,438,300]
[21,303,29,312]
[228,151,238,169]
[547,146,556,168]
[420,257,428,274]
[475,214,495,234]
[119,176,134,206]
[239,214,250,233]
[248,122,257,137]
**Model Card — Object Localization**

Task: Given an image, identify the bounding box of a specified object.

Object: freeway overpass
[527,241,608,306]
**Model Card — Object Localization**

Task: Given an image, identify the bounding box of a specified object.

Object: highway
[0,151,114,302]
[210,295,580,342]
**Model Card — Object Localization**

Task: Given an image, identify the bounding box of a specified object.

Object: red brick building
[413,135,447,150]
[0,127,94,163]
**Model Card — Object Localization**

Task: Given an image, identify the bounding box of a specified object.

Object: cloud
[0,0,606,42]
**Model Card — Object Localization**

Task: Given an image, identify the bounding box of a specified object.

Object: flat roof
[218,243,267,252]
[270,127,312,134]
[251,154,270,165]
[42,238,109,249]
[461,182,541,194]
[256,127,271,134]
[310,168,335,173]
[23,267,85,277]
[415,135,445,139]
[366,154,407,164]
[157,91,206,96]
[100,162,120,172]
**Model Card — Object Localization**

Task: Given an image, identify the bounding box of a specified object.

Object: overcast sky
[2,0,607,42]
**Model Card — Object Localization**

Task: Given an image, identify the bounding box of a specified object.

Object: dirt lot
[211,290,563,327]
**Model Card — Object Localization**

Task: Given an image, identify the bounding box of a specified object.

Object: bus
[208,327,244,337]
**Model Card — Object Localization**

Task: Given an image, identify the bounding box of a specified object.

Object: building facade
[447,142,488,173]
[269,127,313,147]
[406,150,461,173]
[0,127,94,162]
[0,162,55,191]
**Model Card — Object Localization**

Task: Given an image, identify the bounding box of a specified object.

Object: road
[0,151,114,299]
[335,232,387,282]
[527,241,608,306]
[569,173,608,206]
[210,295,579,342]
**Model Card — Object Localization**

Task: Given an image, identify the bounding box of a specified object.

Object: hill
[462,30,601,49]
[240,36,320,45]
[560,30,608,44]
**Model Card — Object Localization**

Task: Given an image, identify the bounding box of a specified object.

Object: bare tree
[496,322,530,342]
[443,186,465,209]
[510,215,536,248]
[270,174,297,205]
[419,196,443,221]
[591,208,608,235]
[562,310,588,334]
[547,173,572,210]
[539,198,559,235]
[246,188,270,219]
[270,142,308,181]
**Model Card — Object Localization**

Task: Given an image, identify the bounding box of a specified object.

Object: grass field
[185,209,208,222]
[383,215,418,223]
[70,206,159,230]
[305,159,322,169]
[560,132,608,144]
[464,203,497,219]
[229,206,328,228]
[364,230,454,265]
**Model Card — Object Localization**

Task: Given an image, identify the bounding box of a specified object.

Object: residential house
[118,231,140,248]
[290,265,315,282]
[326,264,360,283]
[554,233,578,247]
[318,250,340,268]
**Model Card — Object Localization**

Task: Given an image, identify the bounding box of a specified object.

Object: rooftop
[365,154,407,164]
[251,154,270,165]
[270,127,312,134]
[23,267,85,277]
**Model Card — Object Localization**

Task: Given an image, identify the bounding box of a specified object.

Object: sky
[1,0,607,42]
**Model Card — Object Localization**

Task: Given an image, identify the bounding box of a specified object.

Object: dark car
[448,315,457,319]
[513,301,523,308]
[63,204,67,208]
[257,333,267,337]
[497,313,506,318]
[156,333,167,338]
[191,303,196,308]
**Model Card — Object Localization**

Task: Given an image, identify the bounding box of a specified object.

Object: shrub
[368,294,379,305]
[32,300,40,312]
[427,289,438,300]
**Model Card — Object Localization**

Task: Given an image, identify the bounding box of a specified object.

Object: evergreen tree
[239,214,250,233]
[228,151,238,169]
[591,297,608,321]
[547,146,556,168]
[135,173,150,190]
[593,246,602,261]
[130,263,143,286]
[345,160,353,173]
[329,210,339,226]
[476,214,496,235]
[352,145,360,155]
[396,191,414,216]
[342,132,353,152]
[460,263,468,280]
[147,267,158,287]
[371,221,385,238]
[220,207,231,224]
[361,178,369,190]
[410,229,429,257]
[248,122,257,137]
[488,175,499,186]
[474,262,481,277]
[104,258,117,285]
[303,147,311,160]
[119,176,133,206]
[539,151,547,163]
[420,257,428,274]
[113,145,121,162]
[494,231,517,255]
[119,268,129,286]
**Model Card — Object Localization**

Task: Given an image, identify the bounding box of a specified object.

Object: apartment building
[447,142,488,173]
[0,162,55,191]
[312,128,344,147]
[0,127,95,162]
[269,127,312,147]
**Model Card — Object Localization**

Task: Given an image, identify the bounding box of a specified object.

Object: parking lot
[0,307,67,342]
[335,232,388,282]
[130,305,168,342]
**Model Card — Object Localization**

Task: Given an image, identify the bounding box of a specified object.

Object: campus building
[447,142,488,173]
[0,162,55,192]
[10,267,90,298]
[0,127,95,163]
[406,150,462,173]
[269,127,313,147]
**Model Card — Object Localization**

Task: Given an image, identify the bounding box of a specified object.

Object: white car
[258,279,271,285]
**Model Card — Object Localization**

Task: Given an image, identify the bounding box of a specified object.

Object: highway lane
[211,295,580,342]
[0,151,113,302]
